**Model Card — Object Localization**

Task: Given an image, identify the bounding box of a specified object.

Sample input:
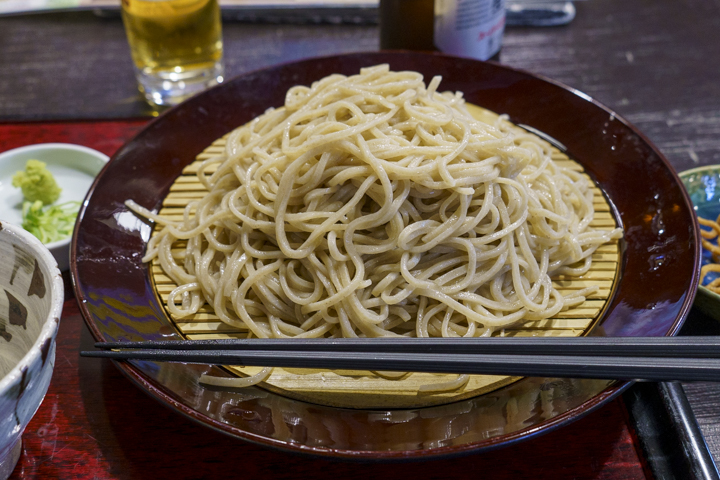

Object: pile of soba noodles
[129,64,622,387]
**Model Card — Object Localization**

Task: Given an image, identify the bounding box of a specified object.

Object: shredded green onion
[21,200,80,244]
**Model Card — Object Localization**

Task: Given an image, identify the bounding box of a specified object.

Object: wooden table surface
[2,0,720,478]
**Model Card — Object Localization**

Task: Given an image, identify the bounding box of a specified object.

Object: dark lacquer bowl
[71,52,700,460]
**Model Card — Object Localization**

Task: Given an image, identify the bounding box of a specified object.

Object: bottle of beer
[379,0,505,62]
[379,0,436,51]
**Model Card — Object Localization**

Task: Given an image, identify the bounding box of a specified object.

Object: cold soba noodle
[128,65,622,389]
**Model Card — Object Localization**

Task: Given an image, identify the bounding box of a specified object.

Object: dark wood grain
[2,0,720,173]
[681,309,720,462]
[2,0,720,475]
[502,1,720,173]
[0,12,378,120]
[685,381,720,458]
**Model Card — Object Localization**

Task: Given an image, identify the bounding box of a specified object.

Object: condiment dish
[680,165,720,319]
[0,143,109,271]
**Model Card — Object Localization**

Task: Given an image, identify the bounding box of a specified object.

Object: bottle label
[434,0,506,61]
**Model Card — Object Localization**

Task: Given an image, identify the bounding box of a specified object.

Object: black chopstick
[81,348,720,382]
[91,336,720,358]
[80,336,720,382]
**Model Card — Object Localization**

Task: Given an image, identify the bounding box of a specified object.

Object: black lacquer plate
[71,52,700,460]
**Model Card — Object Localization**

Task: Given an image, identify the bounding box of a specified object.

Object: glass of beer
[121,0,225,106]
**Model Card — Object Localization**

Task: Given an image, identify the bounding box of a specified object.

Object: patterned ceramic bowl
[0,221,63,479]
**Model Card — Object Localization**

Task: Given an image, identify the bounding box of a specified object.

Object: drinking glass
[121,0,225,106]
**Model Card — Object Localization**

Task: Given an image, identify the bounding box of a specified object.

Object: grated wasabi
[12,159,78,244]
[12,159,61,205]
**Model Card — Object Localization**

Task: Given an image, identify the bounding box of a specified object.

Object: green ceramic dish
[680,165,720,318]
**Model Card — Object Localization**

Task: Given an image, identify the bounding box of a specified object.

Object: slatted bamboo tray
[148,105,621,409]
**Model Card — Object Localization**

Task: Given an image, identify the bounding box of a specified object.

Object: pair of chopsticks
[81,336,720,382]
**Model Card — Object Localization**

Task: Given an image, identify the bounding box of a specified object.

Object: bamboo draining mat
[149,105,621,409]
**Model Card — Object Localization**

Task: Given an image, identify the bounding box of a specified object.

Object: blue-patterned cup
[0,221,63,479]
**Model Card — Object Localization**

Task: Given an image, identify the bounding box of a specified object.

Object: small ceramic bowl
[0,143,109,271]
[0,221,63,479]
[680,165,720,318]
